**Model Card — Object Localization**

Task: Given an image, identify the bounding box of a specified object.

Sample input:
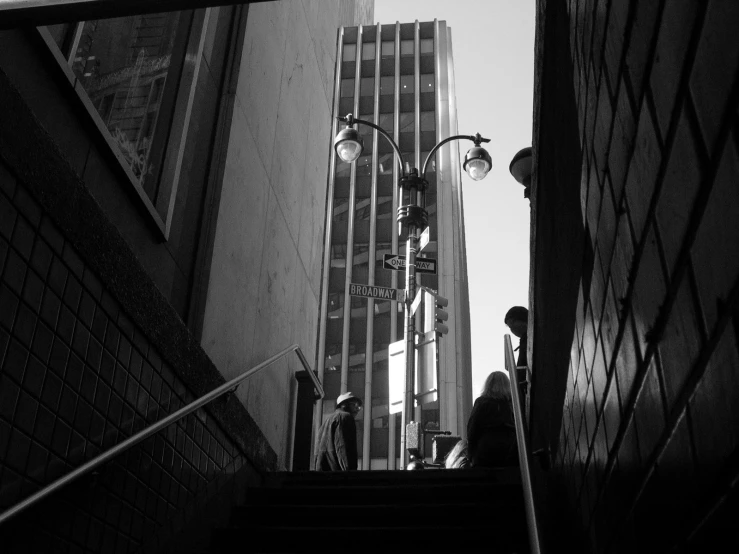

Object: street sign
[419,227,430,252]
[415,258,437,274]
[383,254,405,271]
[349,283,403,301]
[382,254,437,275]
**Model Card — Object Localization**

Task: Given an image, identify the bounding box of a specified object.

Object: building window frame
[36,9,210,239]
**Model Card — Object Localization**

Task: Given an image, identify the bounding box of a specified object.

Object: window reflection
[360,77,374,96]
[380,76,394,95]
[420,73,434,92]
[379,113,393,133]
[341,78,355,97]
[343,43,357,61]
[420,111,435,132]
[356,155,373,179]
[57,14,183,191]
[381,41,394,58]
[400,75,414,94]
[378,153,395,175]
[399,112,414,133]
[362,42,376,60]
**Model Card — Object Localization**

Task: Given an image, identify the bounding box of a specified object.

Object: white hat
[336,392,362,408]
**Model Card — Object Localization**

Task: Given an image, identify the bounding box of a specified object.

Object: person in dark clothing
[467,371,518,468]
[504,306,528,368]
[313,392,362,471]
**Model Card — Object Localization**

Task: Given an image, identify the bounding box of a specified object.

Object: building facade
[318,20,473,470]
[0,1,372,551]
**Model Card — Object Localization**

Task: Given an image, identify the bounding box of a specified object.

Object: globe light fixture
[334,114,364,163]
[463,134,493,181]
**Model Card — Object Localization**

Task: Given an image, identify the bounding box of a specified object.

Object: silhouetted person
[444,439,470,469]
[504,306,528,368]
[467,372,518,468]
[313,392,362,471]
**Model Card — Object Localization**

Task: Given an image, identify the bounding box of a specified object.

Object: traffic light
[434,294,449,336]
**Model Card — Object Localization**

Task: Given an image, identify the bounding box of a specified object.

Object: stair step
[212,525,528,553]
[243,485,523,508]
[231,502,527,528]
[261,467,520,488]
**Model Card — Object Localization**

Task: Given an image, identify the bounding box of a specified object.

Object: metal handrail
[505,334,542,554]
[0,344,322,526]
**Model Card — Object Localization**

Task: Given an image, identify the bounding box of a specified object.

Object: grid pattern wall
[0,163,246,553]
[556,1,739,552]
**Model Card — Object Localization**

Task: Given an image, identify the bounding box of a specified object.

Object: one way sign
[383,254,437,275]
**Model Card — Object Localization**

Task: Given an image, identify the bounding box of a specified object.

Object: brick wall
[538,0,739,551]
[0,58,275,552]
[0,160,257,552]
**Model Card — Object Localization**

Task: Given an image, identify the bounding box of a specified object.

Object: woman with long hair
[444,439,470,469]
[466,371,518,467]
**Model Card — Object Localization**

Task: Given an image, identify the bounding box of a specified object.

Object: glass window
[420,74,435,92]
[400,39,414,56]
[421,151,436,174]
[420,38,433,54]
[380,76,394,95]
[362,42,376,60]
[399,112,414,133]
[400,75,414,94]
[46,13,184,195]
[381,41,394,58]
[358,114,374,146]
[341,78,355,97]
[46,23,75,51]
[357,155,373,179]
[343,43,357,61]
[420,111,435,132]
[379,113,393,133]
[360,77,374,97]
[378,153,395,175]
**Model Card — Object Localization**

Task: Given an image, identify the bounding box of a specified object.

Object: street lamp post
[334,113,492,467]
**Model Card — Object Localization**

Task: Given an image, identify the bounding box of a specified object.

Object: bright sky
[374,0,535,399]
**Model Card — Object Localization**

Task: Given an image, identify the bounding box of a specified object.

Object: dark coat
[467,396,518,467]
[313,408,358,471]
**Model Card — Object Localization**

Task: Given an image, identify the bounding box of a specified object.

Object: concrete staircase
[209,468,529,553]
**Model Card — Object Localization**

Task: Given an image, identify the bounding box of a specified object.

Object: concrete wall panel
[201,1,372,467]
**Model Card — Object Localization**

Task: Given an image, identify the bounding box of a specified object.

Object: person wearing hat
[313,392,363,471]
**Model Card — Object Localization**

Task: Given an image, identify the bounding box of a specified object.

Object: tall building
[317,21,473,470]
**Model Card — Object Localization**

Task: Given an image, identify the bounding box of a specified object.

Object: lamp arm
[338,114,405,174]
[421,133,491,180]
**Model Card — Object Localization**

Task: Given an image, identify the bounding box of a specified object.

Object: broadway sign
[349,283,403,301]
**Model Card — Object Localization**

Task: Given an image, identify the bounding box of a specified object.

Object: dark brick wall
[0,160,254,552]
[534,0,739,551]
[0,28,276,549]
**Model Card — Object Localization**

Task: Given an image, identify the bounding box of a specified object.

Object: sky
[374,0,536,398]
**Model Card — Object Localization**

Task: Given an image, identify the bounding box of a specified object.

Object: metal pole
[505,334,542,554]
[400,225,418,468]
